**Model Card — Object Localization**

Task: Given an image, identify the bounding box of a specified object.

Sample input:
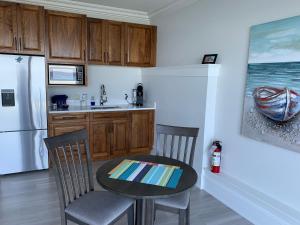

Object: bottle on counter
[90,96,95,106]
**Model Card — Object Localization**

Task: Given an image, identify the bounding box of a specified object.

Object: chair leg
[186,202,190,225]
[127,204,134,225]
[153,205,156,222]
[179,209,185,225]
[61,213,67,225]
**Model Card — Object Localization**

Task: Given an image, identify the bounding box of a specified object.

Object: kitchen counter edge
[48,105,156,114]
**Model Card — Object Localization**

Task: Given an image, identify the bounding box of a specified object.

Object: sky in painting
[248,15,300,64]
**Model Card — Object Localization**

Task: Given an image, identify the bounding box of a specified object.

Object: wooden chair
[44,129,134,225]
[154,124,199,225]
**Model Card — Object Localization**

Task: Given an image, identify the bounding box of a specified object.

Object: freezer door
[0,55,47,131]
[0,130,48,175]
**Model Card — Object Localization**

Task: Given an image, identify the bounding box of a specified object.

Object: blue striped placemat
[108,159,183,189]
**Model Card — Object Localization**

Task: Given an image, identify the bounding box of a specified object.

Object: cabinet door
[90,121,111,160]
[111,119,128,157]
[105,20,124,66]
[129,110,154,153]
[17,4,45,55]
[48,122,89,160]
[87,18,105,64]
[125,23,156,67]
[49,122,89,137]
[0,2,18,53]
[46,10,86,63]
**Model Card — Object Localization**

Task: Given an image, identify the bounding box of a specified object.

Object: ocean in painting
[246,62,300,97]
[242,62,300,152]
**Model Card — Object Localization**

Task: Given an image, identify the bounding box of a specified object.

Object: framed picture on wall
[202,54,218,64]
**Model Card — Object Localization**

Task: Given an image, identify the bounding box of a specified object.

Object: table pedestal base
[135,199,154,225]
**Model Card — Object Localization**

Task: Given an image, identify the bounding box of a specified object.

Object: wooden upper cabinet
[88,19,124,65]
[87,18,105,64]
[46,10,87,64]
[125,23,157,67]
[0,2,45,55]
[0,2,18,53]
[105,20,124,65]
[17,4,45,55]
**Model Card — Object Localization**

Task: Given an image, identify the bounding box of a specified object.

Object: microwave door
[49,66,79,85]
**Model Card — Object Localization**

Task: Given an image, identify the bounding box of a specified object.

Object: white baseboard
[202,169,300,225]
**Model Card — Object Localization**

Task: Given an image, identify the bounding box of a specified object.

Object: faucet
[100,84,107,105]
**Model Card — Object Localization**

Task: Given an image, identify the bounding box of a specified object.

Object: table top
[96,155,198,199]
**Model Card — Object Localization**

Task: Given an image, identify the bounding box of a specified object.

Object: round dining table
[96,155,198,225]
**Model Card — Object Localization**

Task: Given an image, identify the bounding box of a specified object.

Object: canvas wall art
[242,16,300,152]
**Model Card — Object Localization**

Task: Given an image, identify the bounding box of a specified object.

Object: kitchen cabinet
[48,110,154,161]
[0,2,45,55]
[89,121,111,159]
[125,23,157,67]
[87,19,105,64]
[129,110,154,153]
[17,4,45,55]
[46,10,87,64]
[48,113,89,137]
[88,19,124,65]
[89,111,129,160]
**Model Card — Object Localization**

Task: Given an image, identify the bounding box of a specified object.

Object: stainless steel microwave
[48,64,85,85]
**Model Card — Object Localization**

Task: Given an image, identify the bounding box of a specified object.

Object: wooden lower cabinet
[48,110,154,161]
[48,122,89,136]
[111,119,129,157]
[89,121,111,160]
[129,110,154,153]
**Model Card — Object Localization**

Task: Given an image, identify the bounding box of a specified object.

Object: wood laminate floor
[0,164,253,225]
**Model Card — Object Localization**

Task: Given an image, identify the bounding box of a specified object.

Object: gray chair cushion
[65,191,133,225]
[155,191,190,210]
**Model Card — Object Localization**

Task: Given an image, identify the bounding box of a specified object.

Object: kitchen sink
[90,105,121,110]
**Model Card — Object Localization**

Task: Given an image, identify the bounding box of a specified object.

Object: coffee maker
[51,95,69,109]
[136,83,143,106]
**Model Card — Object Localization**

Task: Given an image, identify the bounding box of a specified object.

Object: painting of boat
[253,87,300,122]
[242,15,300,152]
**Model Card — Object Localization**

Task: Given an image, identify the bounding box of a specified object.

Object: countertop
[48,104,156,114]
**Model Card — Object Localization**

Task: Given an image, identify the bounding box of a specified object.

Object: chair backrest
[155,124,199,166]
[44,129,94,208]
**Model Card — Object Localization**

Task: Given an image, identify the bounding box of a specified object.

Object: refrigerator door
[0,55,47,132]
[0,130,48,175]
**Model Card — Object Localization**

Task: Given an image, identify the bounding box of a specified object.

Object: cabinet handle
[83,49,86,61]
[104,52,106,63]
[106,52,109,63]
[19,37,22,51]
[14,37,17,50]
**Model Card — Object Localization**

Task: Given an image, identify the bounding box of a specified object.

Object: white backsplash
[48,65,142,106]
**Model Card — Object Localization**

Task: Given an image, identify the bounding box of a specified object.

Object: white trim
[142,64,221,77]
[203,169,300,225]
[149,0,199,18]
[6,0,150,24]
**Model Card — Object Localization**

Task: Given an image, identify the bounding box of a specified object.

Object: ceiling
[71,0,179,14]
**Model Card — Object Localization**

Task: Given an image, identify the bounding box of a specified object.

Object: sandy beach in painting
[242,96,300,152]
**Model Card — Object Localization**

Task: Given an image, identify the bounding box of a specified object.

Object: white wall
[48,65,141,105]
[151,0,300,217]
[142,65,220,187]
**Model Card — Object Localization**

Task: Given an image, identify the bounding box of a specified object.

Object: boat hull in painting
[253,87,300,122]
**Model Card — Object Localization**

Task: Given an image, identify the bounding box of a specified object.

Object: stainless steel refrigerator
[0,54,48,175]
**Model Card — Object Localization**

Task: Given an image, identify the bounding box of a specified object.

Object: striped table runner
[108,159,183,189]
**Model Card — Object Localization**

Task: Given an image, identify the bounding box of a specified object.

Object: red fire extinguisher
[210,141,222,173]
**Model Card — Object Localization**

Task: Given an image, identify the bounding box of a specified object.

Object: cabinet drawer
[90,111,129,121]
[48,113,89,123]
